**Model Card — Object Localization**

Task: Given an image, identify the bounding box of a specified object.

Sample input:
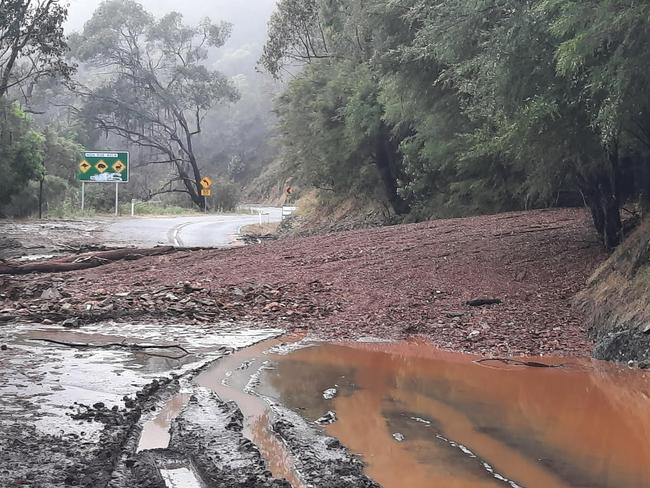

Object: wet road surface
[103,207,282,248]
[257,342,650,488]
[5,322,650,488]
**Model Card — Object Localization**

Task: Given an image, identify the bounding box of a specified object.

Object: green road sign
[78,151,129,183]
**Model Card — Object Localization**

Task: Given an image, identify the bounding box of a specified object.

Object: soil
[1,208,606,357]
[576,218,650,362]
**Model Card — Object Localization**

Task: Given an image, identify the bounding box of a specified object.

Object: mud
[0,321,283,487]
[132,336,380,488]
[168,390,289,487]
[270,406,380,488]
[0,219,104,260]
[259,341,650,488]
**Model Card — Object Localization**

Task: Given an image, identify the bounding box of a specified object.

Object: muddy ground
[0,321,377,488]
[1,208,606,356]
[0,208,610,488]
[0,220,105,260]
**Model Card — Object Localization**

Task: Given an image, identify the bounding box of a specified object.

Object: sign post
[115,182,119,216]
[78,151,129,214]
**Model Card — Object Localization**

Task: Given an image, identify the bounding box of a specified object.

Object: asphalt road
[103,206,282,248]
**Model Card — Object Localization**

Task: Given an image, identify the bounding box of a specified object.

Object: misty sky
[64,0,278,74]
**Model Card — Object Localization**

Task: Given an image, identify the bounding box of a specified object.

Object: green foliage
[0,100,44,211]
[264,0,650,247]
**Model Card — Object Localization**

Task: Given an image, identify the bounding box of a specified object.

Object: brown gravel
[1,208,607,357]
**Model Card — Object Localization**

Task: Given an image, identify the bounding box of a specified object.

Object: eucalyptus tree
[70,0,238,208]
[0,0,72,99]
[262,0,410,215]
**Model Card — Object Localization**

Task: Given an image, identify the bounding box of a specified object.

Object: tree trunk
[581,177,622,250]
[374,124,410,215]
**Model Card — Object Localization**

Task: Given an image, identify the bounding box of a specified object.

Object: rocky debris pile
[0,208,607,357]
[0,277,338,327]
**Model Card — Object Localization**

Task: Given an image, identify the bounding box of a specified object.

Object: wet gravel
[1,208,607,357]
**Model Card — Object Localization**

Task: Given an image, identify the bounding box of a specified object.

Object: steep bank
[576,219,650,362]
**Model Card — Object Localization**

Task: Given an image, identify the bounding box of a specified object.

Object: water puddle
[137,393,191,452]
[255,342,650,488]
[160,467,204,488]
[194,337,305,488]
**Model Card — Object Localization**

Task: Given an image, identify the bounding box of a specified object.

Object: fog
[65,0,277,74]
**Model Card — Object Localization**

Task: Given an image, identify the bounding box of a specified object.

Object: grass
[122,201,199,216]
[240,222,280,236]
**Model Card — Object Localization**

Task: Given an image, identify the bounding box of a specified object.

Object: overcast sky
[64,0,278,73]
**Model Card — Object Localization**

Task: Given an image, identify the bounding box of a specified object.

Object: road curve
[102,207,282,248]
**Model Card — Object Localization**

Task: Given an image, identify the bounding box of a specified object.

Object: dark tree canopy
[263,0,650,248]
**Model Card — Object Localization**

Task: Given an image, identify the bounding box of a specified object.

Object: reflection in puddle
[258,342,650,488]
[137,393,190,452]
[160,467,203,488]
[195,338,305,488]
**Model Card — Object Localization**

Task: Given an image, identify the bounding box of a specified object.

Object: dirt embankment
[576,219,650,362]
[1,208,606,357]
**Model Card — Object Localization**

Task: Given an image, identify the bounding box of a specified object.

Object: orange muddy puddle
[195,338,306,488]
[258,342,650,488]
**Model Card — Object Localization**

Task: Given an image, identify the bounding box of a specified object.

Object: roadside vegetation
[0,0,280,218]
[262,0,650,250]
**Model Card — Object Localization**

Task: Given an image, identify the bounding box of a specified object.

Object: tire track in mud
[133,339,379,488]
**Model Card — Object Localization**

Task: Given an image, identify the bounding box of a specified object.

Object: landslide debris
[1,208,605,357]
[0,277,336,326]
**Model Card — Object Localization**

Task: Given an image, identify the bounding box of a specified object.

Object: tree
[0,99,44,213]
[0,0,73,99]
[70,0,239,209]
[263,0,650,247]
[262,0,410,215]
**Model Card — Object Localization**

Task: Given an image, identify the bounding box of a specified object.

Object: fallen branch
[28,337,190,360]
[0,246,176,275]
[474,358,566,368]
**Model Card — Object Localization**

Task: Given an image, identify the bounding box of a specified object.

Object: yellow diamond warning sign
[79,151,129,182]
[96,160,109,173]
[112,160,125,173]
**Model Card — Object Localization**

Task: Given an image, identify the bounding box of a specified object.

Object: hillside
[577,219,650,363]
